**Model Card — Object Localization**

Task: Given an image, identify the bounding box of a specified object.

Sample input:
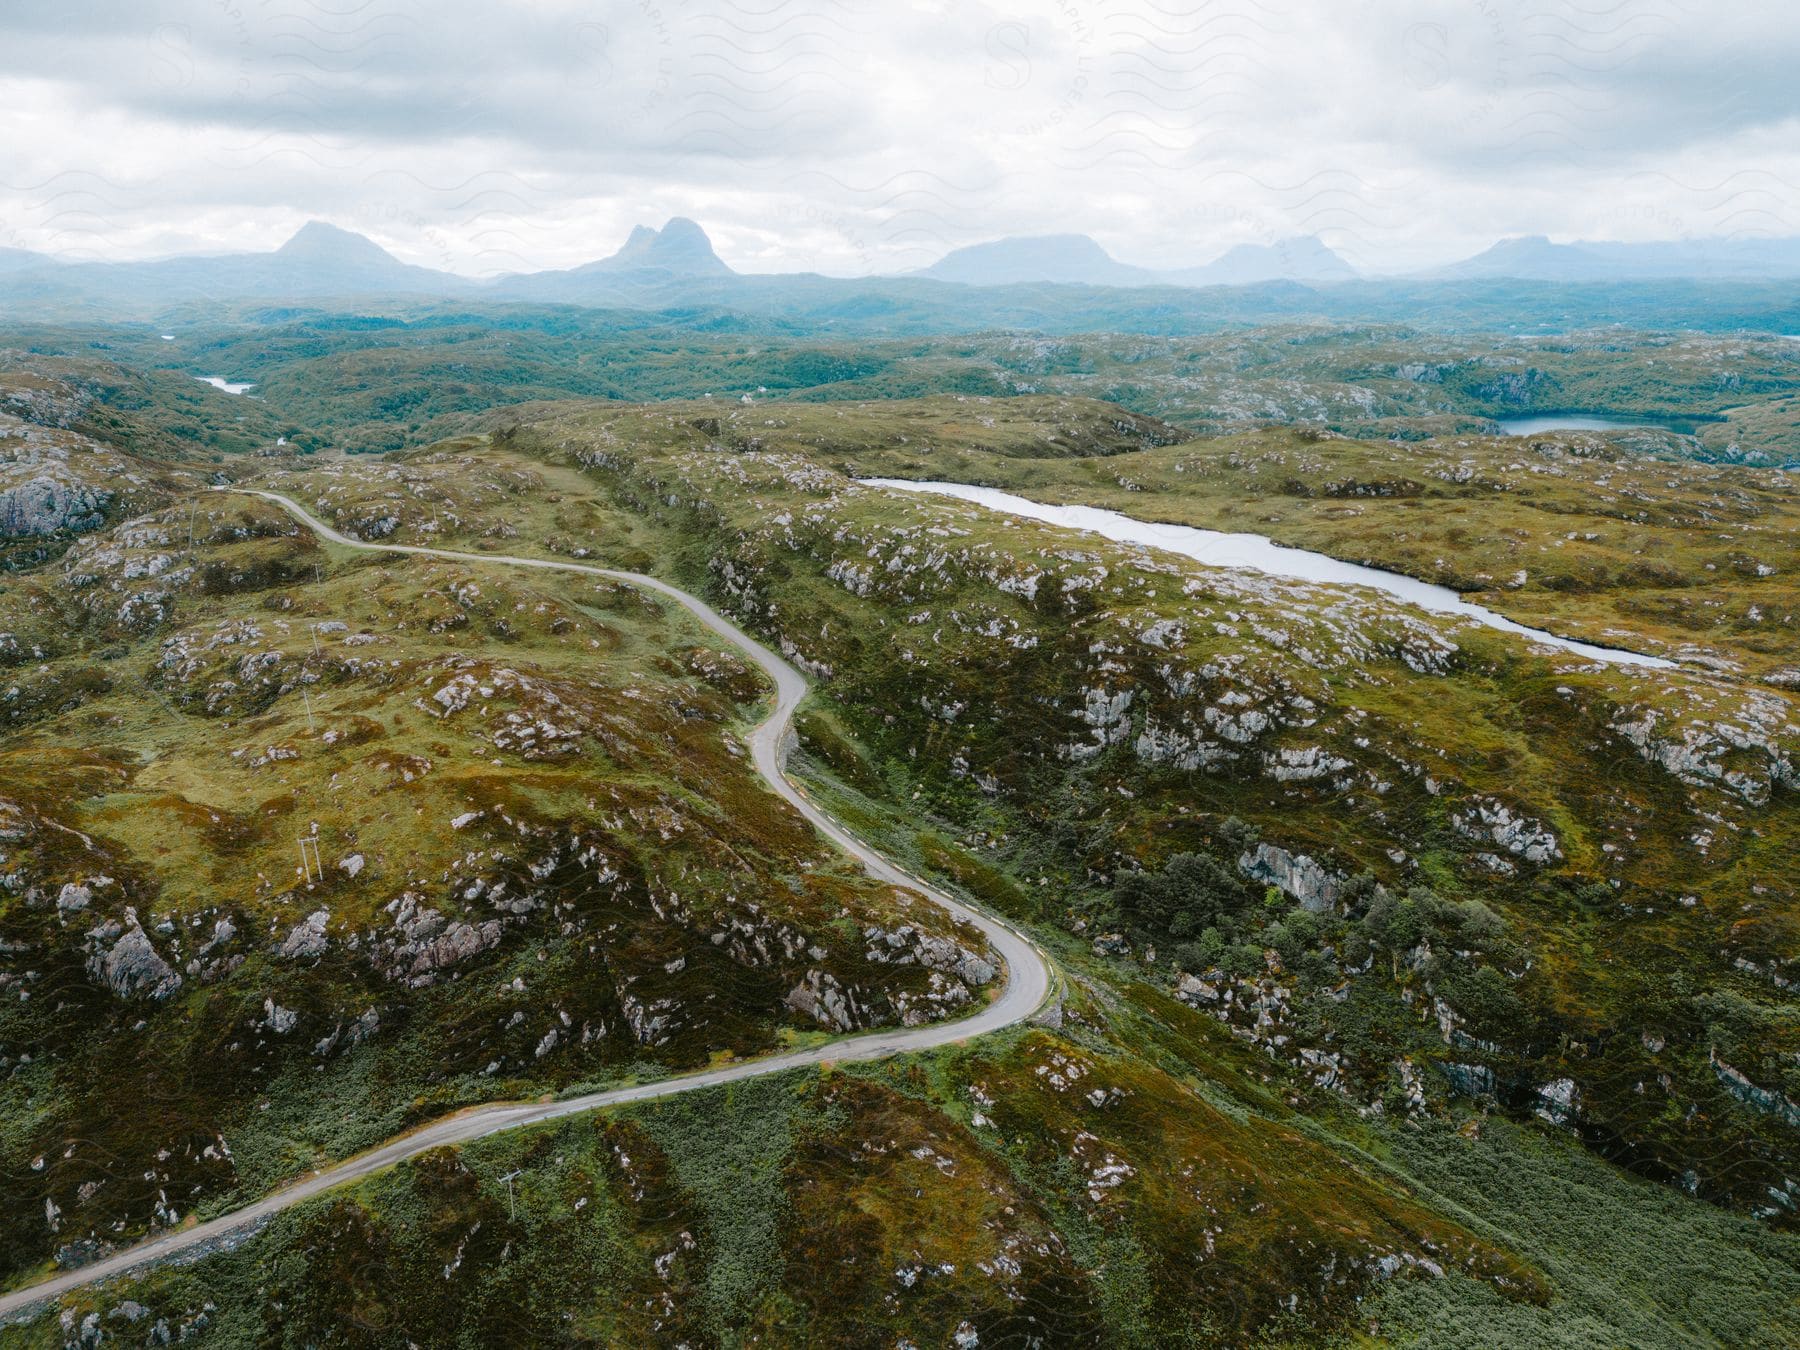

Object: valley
[1,332,1797,1346]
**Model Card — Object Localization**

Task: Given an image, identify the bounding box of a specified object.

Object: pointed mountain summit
[610,224,660,262]
[254,220,462,295]
[592,217,733,276]
[274,221,406,269]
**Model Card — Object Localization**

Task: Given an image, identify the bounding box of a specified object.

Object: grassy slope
[20,737,1795,1344]
[0,482,997,1289]
[5,394,1798,1346]
[503,398,1797,1207]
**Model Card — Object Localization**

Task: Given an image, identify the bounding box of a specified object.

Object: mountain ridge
[1431,233,1800,280]
[6,219,1800,320]
[912,233,1160,286]
[912,231,1358,287]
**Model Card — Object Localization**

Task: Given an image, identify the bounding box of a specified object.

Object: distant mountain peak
[912,231,1356,288]
[1431,232,1800,281]
[658,216,711,244]
[1169,235,1357,286]
[914,234,1156,286]
[275,222,403,269]
[0,245,49,274]
[1480,235,1561,258]
[598,217,732,276]
[1431,234,1610,281]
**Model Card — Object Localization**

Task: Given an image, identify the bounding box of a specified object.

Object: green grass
[507,402,1799,1224]
[6,382,1800,1345]
[0,478,1002,1288]
[1348,1115,1800,1348]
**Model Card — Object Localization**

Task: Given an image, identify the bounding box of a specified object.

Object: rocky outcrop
[0,472,109,537]
[86,916,182,1000]
[1134,716,1237,772]
[0,412,167,545]
[1064,685,1133,760]
[1451,798,1561,864]
[373,892,503,987]
[786,969,858,1031]
[1440,1062,1497,1098]
[863,923,996,986]
[1534,1077,1580,1126]
[918,934,996,987]
[1711,1050,1800,1129]
[1612,702,1799,806]
[279,909,331,960]
[1239,843,1344,913]
[621,992,681,1045]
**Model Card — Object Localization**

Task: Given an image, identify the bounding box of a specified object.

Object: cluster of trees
[1102,823,1529,1043]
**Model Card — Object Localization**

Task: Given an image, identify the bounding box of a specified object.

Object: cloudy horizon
[3,0,1796,278]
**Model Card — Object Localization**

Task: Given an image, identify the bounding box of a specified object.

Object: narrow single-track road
[0,487,1052,1321]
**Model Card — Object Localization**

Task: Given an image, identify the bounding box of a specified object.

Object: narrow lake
[860,479,1675,669]
[1493,413,1705,436]
[196,376,255,395]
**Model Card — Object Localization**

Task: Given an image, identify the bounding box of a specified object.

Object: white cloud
[1,0,1796,275]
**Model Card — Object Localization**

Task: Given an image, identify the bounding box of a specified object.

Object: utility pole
[499,1169,522,1221]
[297,836,323,883]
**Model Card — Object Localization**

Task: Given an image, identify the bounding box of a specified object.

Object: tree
[1114,851,1252,940]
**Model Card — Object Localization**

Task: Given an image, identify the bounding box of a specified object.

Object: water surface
[1494,413,1704,436]
[196,376,254,395]
[861,479,1674,669]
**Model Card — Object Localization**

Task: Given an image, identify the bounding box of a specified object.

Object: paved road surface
[0,487,1053,1322]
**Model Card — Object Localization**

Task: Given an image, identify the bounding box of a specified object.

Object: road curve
[0,487,1053,1322]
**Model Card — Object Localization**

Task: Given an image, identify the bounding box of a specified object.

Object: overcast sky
[2,0,1796,276]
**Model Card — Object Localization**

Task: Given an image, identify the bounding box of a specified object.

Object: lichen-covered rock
[1612,700,1799,806]
[1452,798,1561,864]
[0,404,192,553]
[786,969,856,1031]
[621,991,681,1045]
[1534,1078,1580,1126]
[373,891,504,987]
[1711,1050,1800,1129]
[1441,1062,1497,1099]
[86,917,182,1000]
[279,909,331,960]
[864,923,996,987]
[0,470,109,537]
[1239,843,1344,913]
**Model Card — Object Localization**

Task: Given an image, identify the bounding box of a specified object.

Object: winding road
[0,488,1053,1322]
